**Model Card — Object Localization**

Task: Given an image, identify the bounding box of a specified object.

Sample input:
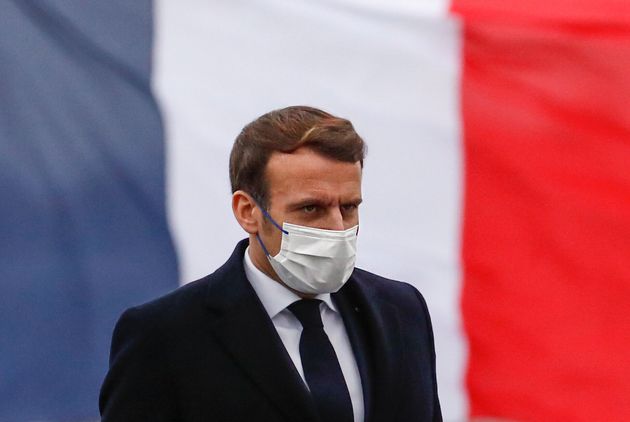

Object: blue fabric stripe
[0,1,178,420]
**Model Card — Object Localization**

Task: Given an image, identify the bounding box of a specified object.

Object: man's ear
[232,190,260,234]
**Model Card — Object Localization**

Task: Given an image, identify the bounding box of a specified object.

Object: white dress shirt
[243,247,364,422]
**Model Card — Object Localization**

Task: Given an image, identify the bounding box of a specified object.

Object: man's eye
[303,205,317,213]
[342,204,357,212]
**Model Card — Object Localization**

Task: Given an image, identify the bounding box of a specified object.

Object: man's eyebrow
[345,198,363,205]
[289,197,363,207]
[290,197,332,207]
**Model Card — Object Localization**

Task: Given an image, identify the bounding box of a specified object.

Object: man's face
[258,146,362,257]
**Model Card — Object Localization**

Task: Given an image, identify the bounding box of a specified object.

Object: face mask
[255,208,358,295]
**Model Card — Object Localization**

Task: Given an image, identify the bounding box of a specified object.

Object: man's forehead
[271,177,362,198]
[268,171,360,202]
[265,147,361,195]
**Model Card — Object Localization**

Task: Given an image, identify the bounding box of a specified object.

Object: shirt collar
[243,246,337,318]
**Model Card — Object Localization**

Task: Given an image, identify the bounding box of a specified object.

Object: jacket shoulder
[122,238,250,325]
[116,273,213,334]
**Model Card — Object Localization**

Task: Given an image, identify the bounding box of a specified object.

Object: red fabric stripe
[455,10,630,422]
[452,0,630,25]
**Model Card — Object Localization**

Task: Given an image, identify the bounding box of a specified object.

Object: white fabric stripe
[154,0,466,419]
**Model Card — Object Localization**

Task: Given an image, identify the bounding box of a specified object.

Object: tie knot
[288,299,323,329]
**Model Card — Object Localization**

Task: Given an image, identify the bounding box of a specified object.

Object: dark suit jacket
[100,240,442,421]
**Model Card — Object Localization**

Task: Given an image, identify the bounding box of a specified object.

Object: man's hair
[229,105,367,209]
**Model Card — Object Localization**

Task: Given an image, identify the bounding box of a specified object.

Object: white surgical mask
[255,209,358,295]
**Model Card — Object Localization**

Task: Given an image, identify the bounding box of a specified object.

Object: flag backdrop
[1,0,629,421]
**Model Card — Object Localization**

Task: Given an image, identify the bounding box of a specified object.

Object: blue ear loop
[253,200,288,257]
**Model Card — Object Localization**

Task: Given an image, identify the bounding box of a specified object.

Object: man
[99,106,442,421]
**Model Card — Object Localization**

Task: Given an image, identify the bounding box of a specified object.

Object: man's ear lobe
[232,190,259,234]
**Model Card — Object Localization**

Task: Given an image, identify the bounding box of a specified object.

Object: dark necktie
[288,299,354,422]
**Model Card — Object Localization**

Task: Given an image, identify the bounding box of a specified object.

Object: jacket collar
[203,239,319,422]
[204,239,402,422]
[332,270,403,422]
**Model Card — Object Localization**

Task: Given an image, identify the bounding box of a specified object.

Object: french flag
[1,1,628,421]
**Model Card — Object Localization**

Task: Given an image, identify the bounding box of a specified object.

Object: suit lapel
[333,273,403,422]
[204,240,319,422]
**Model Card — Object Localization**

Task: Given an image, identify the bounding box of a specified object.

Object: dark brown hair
[229,106,366,209]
